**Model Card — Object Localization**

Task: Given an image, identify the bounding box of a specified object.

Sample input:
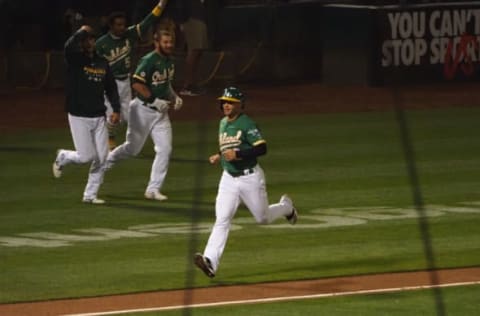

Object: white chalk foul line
[62,280,480,316]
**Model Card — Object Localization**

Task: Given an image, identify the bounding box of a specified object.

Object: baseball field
[0,83,479,315]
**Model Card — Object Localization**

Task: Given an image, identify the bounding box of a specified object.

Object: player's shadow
[0,146,52,153]
[102,194,215,216]
[136,154,209,165]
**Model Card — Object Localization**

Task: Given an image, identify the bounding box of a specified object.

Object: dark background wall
[0,0,472,88]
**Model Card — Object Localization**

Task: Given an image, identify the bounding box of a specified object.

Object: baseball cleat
[281,194,298,225]
[52,161,62,178]
[286,206,298,225]
[144,191,168,201]
[194,253,215,278]
[52,150,64,178]
[82,198,106,204]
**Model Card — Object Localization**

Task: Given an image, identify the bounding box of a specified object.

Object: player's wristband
[236,143,267,159]
[152,6,163,16]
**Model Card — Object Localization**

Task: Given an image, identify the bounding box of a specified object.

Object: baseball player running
[194,87,298,278]
[52,25,120,204]
[93,27,182,202]
[96,0,169,150]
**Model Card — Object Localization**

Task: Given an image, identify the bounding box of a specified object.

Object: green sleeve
[126,6,162,42]
[245,122,266,146]
[132,57,150,84]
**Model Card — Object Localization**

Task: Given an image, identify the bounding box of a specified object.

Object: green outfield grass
[0,107,480,304]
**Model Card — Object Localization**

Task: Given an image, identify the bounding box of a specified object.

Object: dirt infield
[2,82,480,132]
[1,267,479,316]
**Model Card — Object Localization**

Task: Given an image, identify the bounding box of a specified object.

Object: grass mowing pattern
[0,107,479,303]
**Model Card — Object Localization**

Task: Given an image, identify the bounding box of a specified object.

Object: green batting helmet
[218,86,245,109]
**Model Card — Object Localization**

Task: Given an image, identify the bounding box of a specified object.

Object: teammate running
[52,25,120,204]
[194,87,298,278]
[96,0,169,150]
[90,27,182,202]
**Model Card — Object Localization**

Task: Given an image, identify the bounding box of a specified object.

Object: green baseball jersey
[132,51,174,101]
[219,113,266,174]
[96,9,160,78]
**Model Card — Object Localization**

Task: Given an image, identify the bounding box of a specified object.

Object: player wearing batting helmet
[194,86,298,278]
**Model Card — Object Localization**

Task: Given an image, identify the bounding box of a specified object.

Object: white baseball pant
[105,78,132,123]
[57,114,109,200]
[203,165,293,272]
[107,98,172,193]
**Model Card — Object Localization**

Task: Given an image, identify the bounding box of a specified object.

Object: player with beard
[92,28,182,202]
[96,0,169,150]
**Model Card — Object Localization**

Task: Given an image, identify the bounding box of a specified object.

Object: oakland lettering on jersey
[219,131,242,151]
[105,40,131,65]
[152,66,174,86]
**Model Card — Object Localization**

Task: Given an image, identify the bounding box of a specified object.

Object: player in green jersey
[91,27,182,202]
[96,0,169,150]
[194,86,298,278]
